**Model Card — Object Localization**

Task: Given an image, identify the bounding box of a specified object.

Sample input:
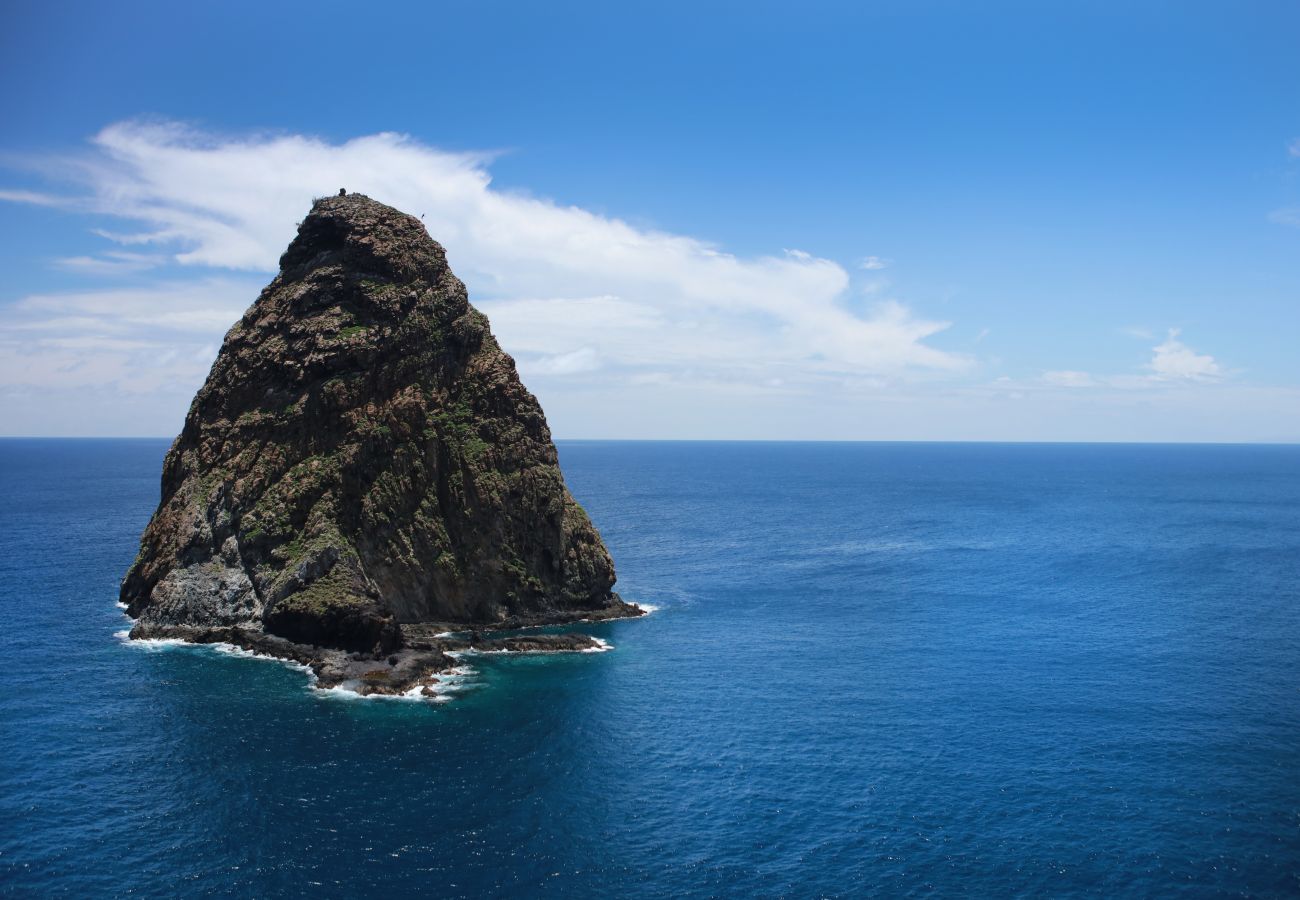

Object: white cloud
[0,188,69,207]
[1268,207,1300,227]
[859,255,891,270]
[526,346,602,376]
[1042,370,1095,388]
[0,279,254,397]
[1289,137,1300,158]
[0,120,968,422]
[1147,328,1222,381]
[55,251,166,276]
[1035,329,1224,390]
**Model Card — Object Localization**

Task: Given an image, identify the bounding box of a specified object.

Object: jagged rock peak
[121,193,636,654]
[279,192,450,285]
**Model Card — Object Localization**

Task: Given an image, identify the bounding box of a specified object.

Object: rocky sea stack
[121,193,640,690]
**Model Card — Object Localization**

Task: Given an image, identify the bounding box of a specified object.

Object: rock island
[121,192,642,695]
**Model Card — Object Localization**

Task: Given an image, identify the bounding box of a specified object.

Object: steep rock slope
[121,193,633,652]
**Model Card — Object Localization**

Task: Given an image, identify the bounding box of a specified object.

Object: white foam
[423,668,477,699]
[115,601,129,611]
[208,641,315,676]
[428,666,477,694]
[116,629,190,649]
[314,680,368,700]
[126,638,192,649]
[308,660,480,703]
[302,660,483,702]
[314,675,462,703]
[115,625,470,703]
[581,637,613,653]
[114,611,624,703]
[460,638,614,656]
[115,628,320,682]
[634,602,660,615]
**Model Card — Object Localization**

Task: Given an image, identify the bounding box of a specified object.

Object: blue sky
[2,0,1298,440]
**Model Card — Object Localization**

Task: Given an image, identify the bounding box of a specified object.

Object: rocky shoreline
[127,600,645,698]
[404,597,647,636]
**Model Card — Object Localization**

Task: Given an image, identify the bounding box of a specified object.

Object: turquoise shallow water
[1,439,1298,896]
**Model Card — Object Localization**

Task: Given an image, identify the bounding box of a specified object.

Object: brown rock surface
[121,193,639,654]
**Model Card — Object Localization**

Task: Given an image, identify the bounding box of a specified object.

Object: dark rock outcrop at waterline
[128,623,610,697]
[121,193,641,665]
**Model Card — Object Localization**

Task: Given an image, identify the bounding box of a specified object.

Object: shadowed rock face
[121,193,627,653]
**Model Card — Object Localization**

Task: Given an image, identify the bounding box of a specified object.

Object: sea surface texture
[1,439,1297,896]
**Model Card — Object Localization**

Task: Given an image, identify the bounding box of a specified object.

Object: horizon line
[1,436,1297,447]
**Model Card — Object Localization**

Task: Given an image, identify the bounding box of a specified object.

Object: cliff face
[121,193,628,653]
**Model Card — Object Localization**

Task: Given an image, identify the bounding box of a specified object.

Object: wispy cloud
[0,120,969,412]
[1264,138,1300,227]
[528,346,602,376]
[0,188,71,207]
[1038,329,1224,389]
[55,251,166,276]
[2,120,1275,439]
[1042,370,1095,388]
[1268,207,1300,227]
[0,279,255,396]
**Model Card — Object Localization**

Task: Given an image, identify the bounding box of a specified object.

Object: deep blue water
[1,439,1298,897]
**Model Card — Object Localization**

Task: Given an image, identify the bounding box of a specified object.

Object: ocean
[1,439,1297,896]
